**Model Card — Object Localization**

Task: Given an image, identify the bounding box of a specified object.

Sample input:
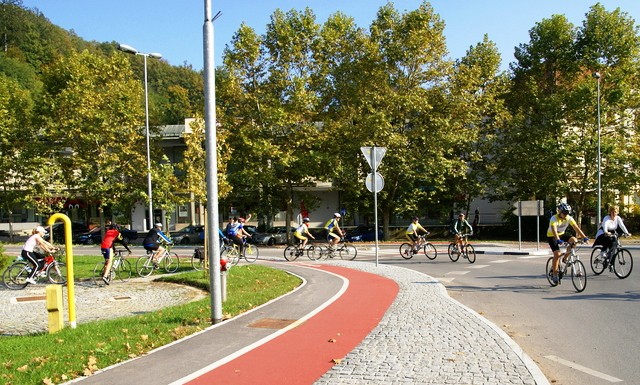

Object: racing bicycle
[283,239,321,261]
[93,248,132,286]
[2,251,67,290]
[399,233,437,260]
[590,233,633,279]
[221,236,259,266]
[448,233,476,263]
[546,239,588,292]
[319,236,357,260]
[137,242,180,277]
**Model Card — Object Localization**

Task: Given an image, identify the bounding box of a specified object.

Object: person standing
[21,226,56,285]
[547,203,589,285]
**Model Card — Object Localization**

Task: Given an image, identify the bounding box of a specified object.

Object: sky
[19,1,640,71]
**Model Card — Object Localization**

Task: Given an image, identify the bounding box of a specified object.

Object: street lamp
[117,44,162,231]
[593,71,602,226]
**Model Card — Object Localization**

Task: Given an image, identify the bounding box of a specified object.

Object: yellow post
[46,284,64,333]
[47,213,77,328]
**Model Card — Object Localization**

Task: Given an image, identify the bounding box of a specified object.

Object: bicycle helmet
[303,217,310,222]
[557,203,572,215]
[334,213,341,218]
[412,216,419,221]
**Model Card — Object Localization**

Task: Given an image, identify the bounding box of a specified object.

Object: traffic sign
[366,172,384,193]
[360,147,386,171]
[512,200,544,216]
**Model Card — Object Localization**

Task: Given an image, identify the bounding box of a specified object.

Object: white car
[251,227,295,246]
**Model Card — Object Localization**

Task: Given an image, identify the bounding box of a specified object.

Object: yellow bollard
[46,284,64,333]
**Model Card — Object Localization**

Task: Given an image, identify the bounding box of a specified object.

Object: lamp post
[118,44,162,231]
[593,71,602,226]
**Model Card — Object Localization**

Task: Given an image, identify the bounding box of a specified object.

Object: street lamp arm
[117,44,138,55]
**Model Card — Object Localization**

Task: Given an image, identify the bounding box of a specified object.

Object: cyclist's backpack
[194,247,205,260]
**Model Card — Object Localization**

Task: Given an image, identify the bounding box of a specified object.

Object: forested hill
[0,1,203,125]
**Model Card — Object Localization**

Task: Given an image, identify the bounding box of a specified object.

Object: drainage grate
[113,296,132,301]
[15,295,46,303]
[248,318,297,329]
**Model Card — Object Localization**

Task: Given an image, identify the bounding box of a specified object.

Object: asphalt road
[3,242,638,384]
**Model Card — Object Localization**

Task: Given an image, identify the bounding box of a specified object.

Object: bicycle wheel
[136,256,154,277]
[448,243,460,262]
[162,252,180,273]
[465,244,476,264]
[545,257,558,287]
[115,258,132,282]
[244,244,259,263]
[613,248,633,279]
[339,245,357,260]
[47,262,67,284]
[2,262,29,290]
[222,247,240,266]
[307,245,322,261]
[571,260,587,292]
[590,246,606,275]
[283,246,299,262]
[93,262,107,286]
[399,243,413,259]
[423,243,437,260]
[191,252,205,271]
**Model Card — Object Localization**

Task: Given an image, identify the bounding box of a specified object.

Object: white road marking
[544,355,623,383]
[518,255,547,259]
[435,277,456,283]
[468,265,489,269]
[447,271,470,275]
[490,259,511,264]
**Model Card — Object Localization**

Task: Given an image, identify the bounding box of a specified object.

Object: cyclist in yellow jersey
[294,217,315,249]
[323,213,344,249]
[547,203,589,285]
[406,216,428,251]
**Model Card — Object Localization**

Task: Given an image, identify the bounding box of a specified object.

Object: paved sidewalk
[0,246,550,384]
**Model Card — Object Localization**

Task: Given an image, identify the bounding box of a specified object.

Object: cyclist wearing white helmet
[323,213,344,249]
[294,217,315,249]
[547,202,589,285]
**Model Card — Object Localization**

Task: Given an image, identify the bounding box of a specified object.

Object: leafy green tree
[36,50,149,226]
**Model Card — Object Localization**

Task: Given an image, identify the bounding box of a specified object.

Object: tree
[36,50,149,226]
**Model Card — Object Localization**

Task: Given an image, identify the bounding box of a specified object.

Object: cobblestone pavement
[0,278,207,336]
[314,261,547,385]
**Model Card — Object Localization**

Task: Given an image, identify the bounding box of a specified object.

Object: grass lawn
[0,260,301,385]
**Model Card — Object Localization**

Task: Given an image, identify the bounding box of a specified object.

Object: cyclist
[451,213,473,252]
[227,216,252,256]
[143,223,172,268]
[294,217,315,249]
[100,222,132,285]
[593,205,631,267]
[547,203,589,285]
[406,216,428,253]
[21,226,57,285]
[323,213,344,249]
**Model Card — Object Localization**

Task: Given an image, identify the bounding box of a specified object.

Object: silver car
[251,227,294,246]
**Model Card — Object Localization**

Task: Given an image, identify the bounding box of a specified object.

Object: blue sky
[21,1,640,71]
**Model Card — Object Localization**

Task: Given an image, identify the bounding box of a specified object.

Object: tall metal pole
[371,148,379,266]
[203,0,223,324]
[143,55,154,230]
[593,72,602,226]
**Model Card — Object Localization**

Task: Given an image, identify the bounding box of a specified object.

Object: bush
[0,243,10,271]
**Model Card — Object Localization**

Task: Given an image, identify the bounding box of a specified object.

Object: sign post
[361,146,386,266]
[512,200,544,250]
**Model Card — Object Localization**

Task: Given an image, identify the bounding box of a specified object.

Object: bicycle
[590,233,633,279]
[221,236,259,266]
[545,240,588,292]
[2,251,67,290]
[399,233,438,260]
[447,233,476,263]
[93,248,132,286]
[137,242,180,277]
[191,238,236,271]
[320,236,357,260]
[283,239,321,261]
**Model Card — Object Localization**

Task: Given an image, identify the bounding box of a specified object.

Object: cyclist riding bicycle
[227,216,252,255]
[406,216,428,252]
[323,213,344,250]
[294,217,315,249]
[451,213,473,252]
[593,205,631,267]
[143,223,172,268]
[547,202,589,285]
[100,222,132,285]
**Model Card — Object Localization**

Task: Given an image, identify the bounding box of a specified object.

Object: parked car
[43,222,90,243]
[171,225,205,245]
[345,225,384,242]
[252,227,295,246]
[74,226,139,245]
